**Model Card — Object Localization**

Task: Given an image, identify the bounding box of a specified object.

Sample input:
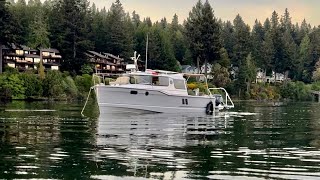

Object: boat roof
[128,71,185,80]
[183,73,206,77]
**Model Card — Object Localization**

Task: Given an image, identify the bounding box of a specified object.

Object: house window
[16,50,23,55]
[42,52,50,56]
[34,58,40,63]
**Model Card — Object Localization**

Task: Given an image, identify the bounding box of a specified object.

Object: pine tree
[261,31,274,73]
[232,14,251,67]
[27,1,50,48]
[0,0,18,73]
[148,26,179,71]
[49,0,93,73]
[106,0,133,59]
[221,21,235,58]
[169,14,187,64]
[251,19,265,68]
[185,0,221,77]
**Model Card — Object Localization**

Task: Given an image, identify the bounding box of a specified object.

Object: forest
[1,0,320,100]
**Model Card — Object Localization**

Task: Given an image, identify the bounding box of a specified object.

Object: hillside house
[86,51,125,74]
[1,44,62,71]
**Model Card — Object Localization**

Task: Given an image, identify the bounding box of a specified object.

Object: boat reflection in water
[94,111,237,179]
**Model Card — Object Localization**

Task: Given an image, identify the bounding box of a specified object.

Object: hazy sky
[90,0,320,26]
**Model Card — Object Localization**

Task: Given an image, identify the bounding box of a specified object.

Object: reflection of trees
[2,100,320,179]
[308,103,320,148]
[0,101,98,179]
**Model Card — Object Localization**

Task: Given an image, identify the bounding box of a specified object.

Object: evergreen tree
[148,26,179,71]
[11,0,29,44]
[270,11,286,76]
[261,31,274,73]
[232,14,251,67]
[298,34,311,81]
[27,1,50,48]
[218,48,231,68]
[185,0,221,77]
[49,0,93,73]
[106,0,133,59]
[221,21,235,58]
[0,0,18,73]
[251,20,265,68]
[132,10,141,28]
[263,18,271,32]
[236,53,256,98]
[169,14,187,64]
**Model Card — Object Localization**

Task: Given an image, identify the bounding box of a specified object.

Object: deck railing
[209,87,234,109]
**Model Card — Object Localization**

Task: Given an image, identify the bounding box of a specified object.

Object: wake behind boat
[92,53,234,115]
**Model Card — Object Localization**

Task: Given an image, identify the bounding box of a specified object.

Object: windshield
[129,75,169,86]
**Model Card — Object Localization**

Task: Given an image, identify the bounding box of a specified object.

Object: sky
[90,0,320,27]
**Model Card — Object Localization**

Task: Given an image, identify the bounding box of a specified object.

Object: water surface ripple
[0,101,320,179]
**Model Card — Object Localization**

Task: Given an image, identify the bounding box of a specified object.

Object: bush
[75,74,93,99]
[62,76,78,99]
[0,73,25,99]
[250,83,280,100]
[280,81,312,101]
[42,70,65,99]
[19,73,43,98]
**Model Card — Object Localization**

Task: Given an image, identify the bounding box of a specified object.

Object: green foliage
[280,81,312,101]
[19,73,43,98]
[48,0,93,74]
[185,0,221,76]
[62,76,78,98]
[0,73,25,99]
[147,25,179,71]
[236,53,257,98]
[81,64,94,75]
[38,58,45,80]
[4,66,19,74]
[250,83,280,100]
[75,74,93,99]
[42,70,65,99]
[211,63,231,87]
[0,70,92,100]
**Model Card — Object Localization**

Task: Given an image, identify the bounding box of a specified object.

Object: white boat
[90,52,234,115]
[93,71,233,115]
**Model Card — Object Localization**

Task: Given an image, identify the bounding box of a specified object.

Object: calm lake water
[1,100,320,179]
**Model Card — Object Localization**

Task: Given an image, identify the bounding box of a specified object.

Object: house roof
[103,53,123,60]
[25,54,40,58]
[41,48,60,53]
[88,51,111,59]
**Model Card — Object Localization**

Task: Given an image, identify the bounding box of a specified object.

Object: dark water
[1,100,320,179]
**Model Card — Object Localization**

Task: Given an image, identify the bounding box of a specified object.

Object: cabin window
[152,76,169,86]
[173,79,186,90]
[130,75,152,84]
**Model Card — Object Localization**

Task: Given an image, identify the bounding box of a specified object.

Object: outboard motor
[214,94,224,107]
[206,101,213,115]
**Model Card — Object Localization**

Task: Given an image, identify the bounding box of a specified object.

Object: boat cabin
[109,71,189,96]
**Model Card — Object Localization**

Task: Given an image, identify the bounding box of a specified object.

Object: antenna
[130,51,140,72]
[145,33,148,72]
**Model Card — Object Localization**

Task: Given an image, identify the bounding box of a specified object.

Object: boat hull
[95,85,214,114]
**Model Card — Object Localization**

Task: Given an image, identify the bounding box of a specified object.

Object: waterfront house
[181,64,213,80]
[255,68,285,83]
[86,51,125,74]
[1,44,62,71]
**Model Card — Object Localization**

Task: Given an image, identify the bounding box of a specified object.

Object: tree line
[1,0,320,96]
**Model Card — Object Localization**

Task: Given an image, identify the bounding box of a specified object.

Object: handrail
[209,87,234,109]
